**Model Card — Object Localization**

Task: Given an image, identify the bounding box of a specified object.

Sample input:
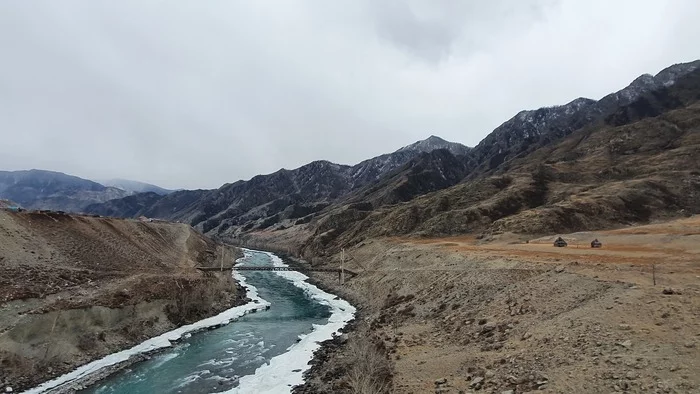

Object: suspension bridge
[195,265,356,283]
[196,249,355,283]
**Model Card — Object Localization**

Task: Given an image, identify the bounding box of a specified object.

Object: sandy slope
[294,216,700,393]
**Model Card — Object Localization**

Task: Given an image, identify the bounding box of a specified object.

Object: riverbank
[277,255,392,394]
[280,216,700,393]
[0,210,245,392]
[228,251,356,393]
[23,271,266,393]
[19,255,266,393]
[25,250,356,394]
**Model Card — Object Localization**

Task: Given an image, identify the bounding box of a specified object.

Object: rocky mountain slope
[85,136,471,230]
[84,191,167,218]
[86,60,699,257]
[467,60,700,178]
[239,61,700,257]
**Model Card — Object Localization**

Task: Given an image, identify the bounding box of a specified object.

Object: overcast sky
[1,1,698,189]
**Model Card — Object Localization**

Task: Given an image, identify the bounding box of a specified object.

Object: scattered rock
[555,266,565,273]
[521,332,532,340]
[684,342,696,349]
[435,378,447,385]
[5,387,13,393]
[469,376,484,389]
[501,390,514,394]
[618,324,631,331]
[478,318,488,325]
[617,340,632,349]
[662,288,681,295]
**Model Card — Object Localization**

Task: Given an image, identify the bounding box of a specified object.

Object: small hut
[591,239,602,248]
[553,236,568,247]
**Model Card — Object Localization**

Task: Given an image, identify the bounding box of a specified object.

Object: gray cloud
[0,0,698,189]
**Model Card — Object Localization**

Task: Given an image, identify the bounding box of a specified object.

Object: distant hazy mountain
[99,178,174,195]
[0,199,19,209]
[0,169,129,212]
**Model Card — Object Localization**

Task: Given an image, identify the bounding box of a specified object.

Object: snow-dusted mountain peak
[398,135,470,156]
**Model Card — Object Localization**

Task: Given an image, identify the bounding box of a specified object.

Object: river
[26,250,354,394]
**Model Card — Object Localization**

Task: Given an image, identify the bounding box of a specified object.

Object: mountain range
[4,60,699,259]
[0,170,173,211]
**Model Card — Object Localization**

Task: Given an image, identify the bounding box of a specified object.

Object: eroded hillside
[0,210,243,391]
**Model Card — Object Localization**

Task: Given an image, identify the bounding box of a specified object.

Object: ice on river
[227,251,355,394]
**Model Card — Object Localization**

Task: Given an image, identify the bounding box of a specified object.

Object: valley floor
[293,216,700,393]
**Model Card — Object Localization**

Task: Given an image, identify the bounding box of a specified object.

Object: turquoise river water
[81,251,333,394]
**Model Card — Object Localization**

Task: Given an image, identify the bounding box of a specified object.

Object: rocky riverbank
[282,216,700,393]
[0,210,246,392]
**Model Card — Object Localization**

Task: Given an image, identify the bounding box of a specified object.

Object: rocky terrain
[0,209,244,392]
[84,191,167,218]
[236,62,700,263]
[292,216,700,393]
[85,60,700,258]
[84,136,472,231]
[44,59,700,393]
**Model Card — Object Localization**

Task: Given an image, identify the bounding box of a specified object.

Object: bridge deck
[195,265,357,277]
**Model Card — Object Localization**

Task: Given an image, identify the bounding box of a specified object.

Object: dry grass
[346,337,392,394]
[166,274,237,325]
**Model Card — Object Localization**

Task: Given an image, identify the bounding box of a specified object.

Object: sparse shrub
[76,333,97,352]
[166,275,236,325]
[346,338,392,394]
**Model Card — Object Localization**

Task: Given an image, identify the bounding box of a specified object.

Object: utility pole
[340,248,345,285]
[652,264,656,286]
[220,246,224,272]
